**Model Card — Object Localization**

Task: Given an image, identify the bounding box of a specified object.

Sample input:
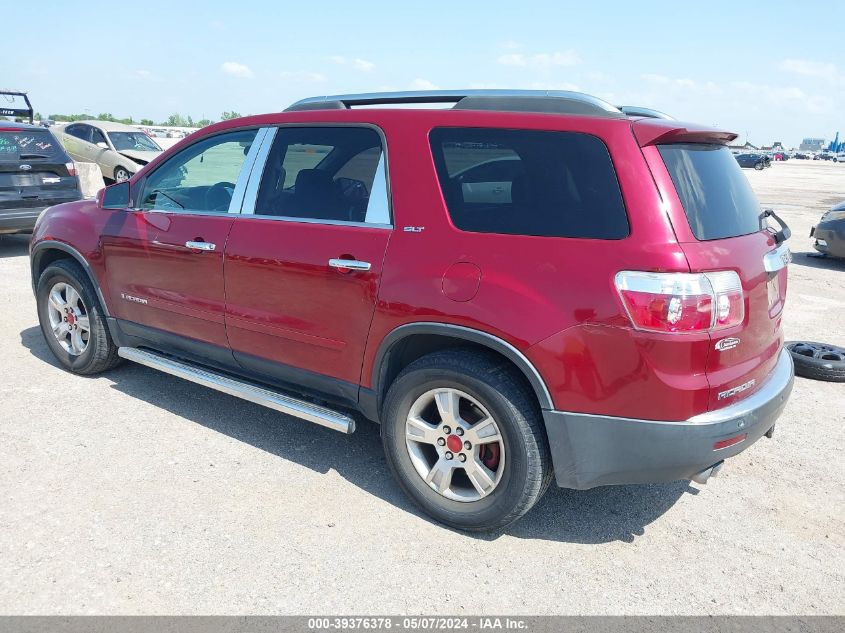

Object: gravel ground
[0,161,843,615]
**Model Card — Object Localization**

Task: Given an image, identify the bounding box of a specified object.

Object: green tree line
[27,111,244,128]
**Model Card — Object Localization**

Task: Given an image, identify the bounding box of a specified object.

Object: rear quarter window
[658,143,762,240]
[429,128,629,239]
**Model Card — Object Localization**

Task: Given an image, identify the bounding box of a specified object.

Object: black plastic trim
[372,322,554,411]
[30,240,111,316]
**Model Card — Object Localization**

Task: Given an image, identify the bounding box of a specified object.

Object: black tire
[381,348,553,531]
[786,341,845,382]
[755,161,764,170]
[36,259,122,375]
[113,166,131,182]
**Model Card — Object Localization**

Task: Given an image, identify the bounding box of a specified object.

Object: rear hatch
[637,125,788,411]
[0,128,81,212]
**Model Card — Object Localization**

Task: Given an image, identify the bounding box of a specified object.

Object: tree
[164,113,192,127]
[221,111,242,121]
[140,119,154,126]
[195,119,213,128]
[97,113,116,122]
[35,112,43,121]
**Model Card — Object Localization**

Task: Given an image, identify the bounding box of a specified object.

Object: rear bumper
[810,223,845,258]
[542,348,794,489]
[0,207,46,233]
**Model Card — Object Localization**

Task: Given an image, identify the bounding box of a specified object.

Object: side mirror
[96,141,109,149]
[101,180,131,209]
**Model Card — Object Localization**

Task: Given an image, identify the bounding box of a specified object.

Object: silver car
[57,120,162,182]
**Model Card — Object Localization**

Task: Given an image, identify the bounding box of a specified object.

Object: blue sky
[6,0,844,147]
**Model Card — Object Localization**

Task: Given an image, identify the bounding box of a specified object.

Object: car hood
[117,150,161,165]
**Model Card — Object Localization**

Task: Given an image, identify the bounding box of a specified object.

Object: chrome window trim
[239,127,277,215]
[238,122,394,229]
[228,127,271,214]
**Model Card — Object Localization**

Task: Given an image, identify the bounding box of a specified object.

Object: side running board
[117,347,356,434]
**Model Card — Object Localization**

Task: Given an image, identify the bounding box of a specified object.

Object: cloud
[410,78,439,90]
[497,50,581,68]
[640,74,720,95]
[779,58,843,84]
[135,69,152,78]
[352,58,376,72]
[641,73,670,85]
[221,62,253,78]
[329,56,376,72]
[280,71,326,83]
[501,39,521,50]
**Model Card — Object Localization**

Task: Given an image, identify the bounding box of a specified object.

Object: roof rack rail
[0,90,34,124]
[286,90,625,118]
[618,105,674,120]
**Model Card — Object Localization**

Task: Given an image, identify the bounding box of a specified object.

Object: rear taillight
[66,161,77,177]
[615,271,744,334]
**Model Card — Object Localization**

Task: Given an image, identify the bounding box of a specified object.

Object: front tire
[755,161,764,170]
[114,166,131,182]
[36,259,121,375]
[381,349,552,531]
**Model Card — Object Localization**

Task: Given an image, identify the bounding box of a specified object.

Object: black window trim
[237,122,394,230]
[428,125,630,240]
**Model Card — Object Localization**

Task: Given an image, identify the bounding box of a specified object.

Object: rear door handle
[185,241,216,251]
[329,258,371,271]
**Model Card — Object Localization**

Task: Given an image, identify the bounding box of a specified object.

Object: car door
[223,125,392,403]
[88,125,115,176]
[61,124,88,162]
[100,127,262,365]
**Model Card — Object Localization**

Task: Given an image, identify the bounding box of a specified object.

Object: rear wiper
[760,208,791,244]
[19,153,49,159]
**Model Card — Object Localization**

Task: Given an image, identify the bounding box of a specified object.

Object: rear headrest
[294,169,334,194]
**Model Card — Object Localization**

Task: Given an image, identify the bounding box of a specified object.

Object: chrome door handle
[185,241,216,251]
[329,258,371,271]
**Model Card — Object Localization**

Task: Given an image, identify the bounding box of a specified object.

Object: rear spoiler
[0,90,34,124]
[633,118,737,147]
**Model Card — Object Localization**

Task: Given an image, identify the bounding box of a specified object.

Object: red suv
[30,90,794,531]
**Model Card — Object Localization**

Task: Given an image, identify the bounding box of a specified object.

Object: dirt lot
[0,161,843,615]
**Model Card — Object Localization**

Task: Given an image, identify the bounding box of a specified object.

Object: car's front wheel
[36,260,121,375]
[381,349,552,531]
[114,166,131,182]
[755,161,765,170]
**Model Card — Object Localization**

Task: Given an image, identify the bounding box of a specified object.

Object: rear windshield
[659,143,761,240]
[430,128,629,239]
[0,130,66,162]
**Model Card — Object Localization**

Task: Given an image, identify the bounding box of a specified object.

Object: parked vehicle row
[811,200,845,259]
[29,90,794,531]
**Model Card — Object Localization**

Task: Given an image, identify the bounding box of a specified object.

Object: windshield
[0,130,66,161]
[108,131,162,152]
[659,143,762,240]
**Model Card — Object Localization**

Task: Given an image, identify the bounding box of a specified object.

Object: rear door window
[659,143,762,240]
[429,128,628,239]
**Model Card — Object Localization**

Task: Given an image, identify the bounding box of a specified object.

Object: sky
[5,0,844,148]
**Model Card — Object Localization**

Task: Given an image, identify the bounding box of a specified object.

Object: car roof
[0,121,43,131]
[69,120,141,132]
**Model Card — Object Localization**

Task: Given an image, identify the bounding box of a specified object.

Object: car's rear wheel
[381,349,552,531]
[36,259,121,375]
[114,166,131,182]
[755,161,764,170]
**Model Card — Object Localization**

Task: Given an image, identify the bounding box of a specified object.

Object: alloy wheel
[405,388,506,502]
[46,282,90,356]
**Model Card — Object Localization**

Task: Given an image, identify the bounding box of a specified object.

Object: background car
[734,152,769,170]
[57,120,162,182]
[0,121,82,234]
[811,201,845,259]
[833,153,845,163]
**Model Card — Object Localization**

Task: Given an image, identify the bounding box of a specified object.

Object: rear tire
[36,259,122,375]
[755,161,764,170]
[381,348,552,531]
